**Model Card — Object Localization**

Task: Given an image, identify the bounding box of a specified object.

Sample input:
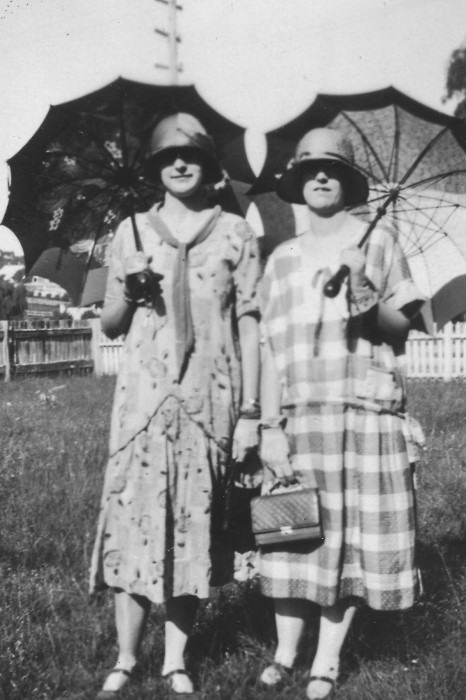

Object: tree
[445,46,466,118]
[0,280,26,319]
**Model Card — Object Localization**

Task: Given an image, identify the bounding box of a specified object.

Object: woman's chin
[167,184,203,200]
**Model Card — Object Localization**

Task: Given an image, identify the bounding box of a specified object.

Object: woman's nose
[173,157,187,171]
[315,170,329,182]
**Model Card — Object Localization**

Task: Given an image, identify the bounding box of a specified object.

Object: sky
[0,0,465,254]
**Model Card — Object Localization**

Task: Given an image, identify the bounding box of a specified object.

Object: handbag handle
[266,478,303,495]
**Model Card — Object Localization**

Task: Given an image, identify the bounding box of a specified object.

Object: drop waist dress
[259,215,424,611]
[90,205,261,603]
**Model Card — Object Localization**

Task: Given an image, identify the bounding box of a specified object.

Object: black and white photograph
[1,1,466,698]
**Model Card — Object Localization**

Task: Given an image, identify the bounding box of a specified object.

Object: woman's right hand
[123,253,163,306]
[259,427,294,481]
[124,252,151,276]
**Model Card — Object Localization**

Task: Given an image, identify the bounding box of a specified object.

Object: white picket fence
[406,322,466,380]
[93,321,466,381]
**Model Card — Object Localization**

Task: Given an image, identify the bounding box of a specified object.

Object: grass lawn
[0,376,465,699]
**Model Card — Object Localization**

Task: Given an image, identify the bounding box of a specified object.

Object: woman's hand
[340,246,366,288]
[259,427,294,480]
[102,253,154,337]
[124,252,151,276]
[232,418,259,462]
[123,253,164,308]
[341,246,411,342]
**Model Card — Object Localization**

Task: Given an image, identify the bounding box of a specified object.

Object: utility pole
[155,0,183,84]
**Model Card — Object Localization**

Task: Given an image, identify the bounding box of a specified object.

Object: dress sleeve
[365,226,425,316]
[103,219,129,307]
[259,252,288,375]
[232,220,262,319]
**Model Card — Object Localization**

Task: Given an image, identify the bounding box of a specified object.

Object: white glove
[340,246,367,288]
[124,251,151,276]
[259,427,294,480]
[232,418,259,462]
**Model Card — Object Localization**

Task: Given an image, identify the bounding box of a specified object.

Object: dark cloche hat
[277,127,369,207]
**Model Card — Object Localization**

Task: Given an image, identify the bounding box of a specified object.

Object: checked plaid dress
[259,215,424,611]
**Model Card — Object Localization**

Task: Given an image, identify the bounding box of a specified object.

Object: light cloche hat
[145,112,222,184]
[277,127,369,207]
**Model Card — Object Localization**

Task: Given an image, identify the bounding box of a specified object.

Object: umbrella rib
[398,127,451,186]
[41,171,154,202]
[129,144,144,170]
[398,168,466,191]
[85,188,122,274]
[39,174,113,191]
[40,172,155,202]
[396,189,460,253]
[55,183,117,217]
[130,142,152,172]
[393,188,464,212]
[339,112,389,181]
[398,199,438,295]
[393,201,437,255]
[75,116,126,170]
[388,104,400,183]
[366,191,395,206]
[388,201,455,214]
[45,149,117,176]
[119,101,130,170]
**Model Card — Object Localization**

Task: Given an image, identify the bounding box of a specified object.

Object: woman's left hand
[340,246,366,287]
[232,418,259,462]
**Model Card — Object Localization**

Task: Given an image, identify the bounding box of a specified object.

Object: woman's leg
[260,598,308,685]
[162,594,199,693]
[274,598,309,666]
[101,589,150,693]
[307,601,356,700]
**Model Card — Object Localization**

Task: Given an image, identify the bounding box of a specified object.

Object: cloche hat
[145,112,223,184]
[277,127,369,207]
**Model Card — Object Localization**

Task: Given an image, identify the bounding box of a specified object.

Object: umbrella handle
[323,200,390,298]
[323,265,350,298]
[130,212,143,253]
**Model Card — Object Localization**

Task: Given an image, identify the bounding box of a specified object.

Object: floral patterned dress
[90,205,261,604]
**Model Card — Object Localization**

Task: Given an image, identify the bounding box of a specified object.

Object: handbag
[251,481,324,547]
[223,452,262,552]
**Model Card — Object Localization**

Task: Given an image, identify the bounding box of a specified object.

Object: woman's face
[301,163,346,216]
[159,148,205,198]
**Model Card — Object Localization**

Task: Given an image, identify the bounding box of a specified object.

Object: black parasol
[2,77,254,305]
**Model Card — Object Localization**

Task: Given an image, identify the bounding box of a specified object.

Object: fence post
[443,322,453,382]
[90,318,102,376]
[1,321,10,381]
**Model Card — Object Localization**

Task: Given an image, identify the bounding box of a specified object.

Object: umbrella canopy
[355,187,466,331]
[28,247,92,306]
[250,87,466,331]
[2,77,254,304]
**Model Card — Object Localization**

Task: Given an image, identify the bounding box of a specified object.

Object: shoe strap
[273,661,293,674]
[162,668,190,679]
[108,667,134,678]
[309,675,336,686]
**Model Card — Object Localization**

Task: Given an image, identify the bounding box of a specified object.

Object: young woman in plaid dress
[258,128,424,699]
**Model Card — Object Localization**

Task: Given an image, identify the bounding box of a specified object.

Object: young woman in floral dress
[90,113,261,697]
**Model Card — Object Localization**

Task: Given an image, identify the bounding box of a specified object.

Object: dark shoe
[162,668,194,695]
[259,661,293,687]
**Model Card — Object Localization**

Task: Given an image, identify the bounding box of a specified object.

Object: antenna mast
[155,0,183,84]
